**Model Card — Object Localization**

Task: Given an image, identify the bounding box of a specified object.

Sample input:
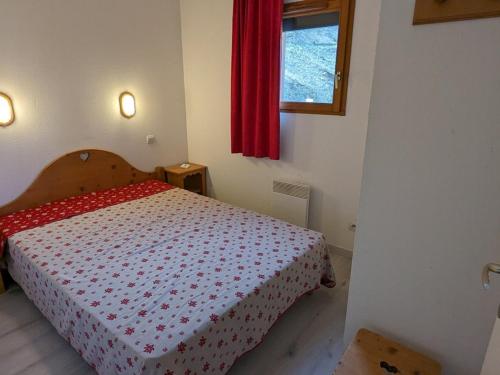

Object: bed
[0,150,334,375]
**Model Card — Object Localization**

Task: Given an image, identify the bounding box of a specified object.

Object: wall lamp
[0,92,15,127]
[119,91,136,119]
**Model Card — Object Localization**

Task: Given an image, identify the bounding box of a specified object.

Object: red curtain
[231,0,283,160]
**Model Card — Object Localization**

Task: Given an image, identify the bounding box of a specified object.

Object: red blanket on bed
[0,180,174,257]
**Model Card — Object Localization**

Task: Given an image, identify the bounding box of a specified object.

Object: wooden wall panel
[414,0,500,25]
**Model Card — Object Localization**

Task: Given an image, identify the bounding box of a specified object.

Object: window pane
[281,12,339,104]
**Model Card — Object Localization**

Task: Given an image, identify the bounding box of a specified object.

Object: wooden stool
[334,329,441,375]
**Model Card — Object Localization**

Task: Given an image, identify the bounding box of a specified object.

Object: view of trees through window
[281,24,339,104]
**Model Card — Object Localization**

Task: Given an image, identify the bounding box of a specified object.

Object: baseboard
[327,244,353,259]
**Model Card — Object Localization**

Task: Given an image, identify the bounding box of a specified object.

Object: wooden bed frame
[0,149,165,216]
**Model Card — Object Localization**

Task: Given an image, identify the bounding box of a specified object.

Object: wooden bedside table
[165,163,207,196]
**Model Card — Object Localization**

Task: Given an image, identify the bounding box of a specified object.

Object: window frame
[280,0,355,116]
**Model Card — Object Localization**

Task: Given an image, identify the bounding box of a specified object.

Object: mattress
[4,182,334,374]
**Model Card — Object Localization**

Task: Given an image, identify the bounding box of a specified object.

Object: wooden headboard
[0,149,165,216]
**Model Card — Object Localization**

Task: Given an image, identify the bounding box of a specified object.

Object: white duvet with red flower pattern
[7,188,334,375]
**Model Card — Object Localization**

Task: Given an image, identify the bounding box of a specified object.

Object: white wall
[0,0,188,205]
[345,1,500,374]
[180,0,381,251]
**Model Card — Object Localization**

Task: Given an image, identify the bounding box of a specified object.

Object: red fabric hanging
[231,0,283,160]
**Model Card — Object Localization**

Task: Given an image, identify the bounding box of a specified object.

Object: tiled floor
[0,254,351,375]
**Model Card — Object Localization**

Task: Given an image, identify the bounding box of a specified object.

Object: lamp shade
[119,91,136,119]
[0,92,15,126]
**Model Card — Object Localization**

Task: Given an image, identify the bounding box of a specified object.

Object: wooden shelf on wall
[413,0,500,25]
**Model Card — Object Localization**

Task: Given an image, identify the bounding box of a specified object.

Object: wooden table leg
[201,169,207,196]
[0,273,5,294]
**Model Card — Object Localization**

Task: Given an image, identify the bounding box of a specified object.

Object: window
[280,0,355,115]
